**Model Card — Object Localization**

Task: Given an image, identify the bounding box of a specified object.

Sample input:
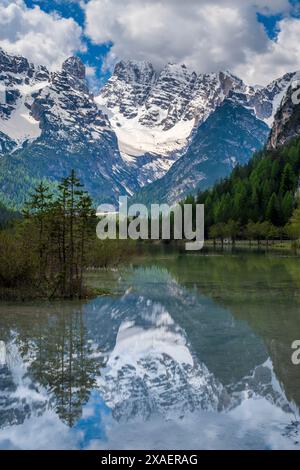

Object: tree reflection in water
[2,304,103,427]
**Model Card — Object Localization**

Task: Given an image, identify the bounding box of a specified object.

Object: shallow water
[1,250,300,450]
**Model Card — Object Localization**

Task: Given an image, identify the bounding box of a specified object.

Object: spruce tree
[281,191,294,225]
[266,193,280,226]
[24,182,53,285]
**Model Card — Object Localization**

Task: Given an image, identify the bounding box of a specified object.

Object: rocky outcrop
[268,77,300,149]
[133,100,270,204]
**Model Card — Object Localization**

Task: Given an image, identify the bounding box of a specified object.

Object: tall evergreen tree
[280,163,296,196]
[266,193,280,225]
[281,191,294,225]
[24,182,53,285]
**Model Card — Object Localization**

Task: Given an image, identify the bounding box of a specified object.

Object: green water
[1,250,300,449]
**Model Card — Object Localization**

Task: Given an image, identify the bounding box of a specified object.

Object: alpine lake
[1,246,300,450]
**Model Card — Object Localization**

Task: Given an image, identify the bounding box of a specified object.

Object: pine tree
[280,163,296,195]
[262,180,272,214]
[266,193,280,225]
[250,186,260,221]
[24,182,53,285]
[77,193,95,298]
[281,191,294,225]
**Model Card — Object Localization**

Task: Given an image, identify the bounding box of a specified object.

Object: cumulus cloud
[84,0,300,85]
[0,0,84,70]
[236,17,300,84]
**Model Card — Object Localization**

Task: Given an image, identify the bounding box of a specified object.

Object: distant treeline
[193,137,300,243]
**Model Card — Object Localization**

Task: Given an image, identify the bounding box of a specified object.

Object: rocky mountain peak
[0,49,50,155]
[113,59,156,84]
[1,48,300,208]
[99,61,246,131]
[0,49,140,206]
[0,48,49,83]
[0,47,31,76]
[62,56,86,80]
[268,73,300,149]
[228,71,296,125]
[96,59,297,191]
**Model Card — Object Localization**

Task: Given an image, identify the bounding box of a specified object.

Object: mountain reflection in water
[0,252,300,449]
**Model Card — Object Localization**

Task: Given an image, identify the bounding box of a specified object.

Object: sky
[0,0,300,90]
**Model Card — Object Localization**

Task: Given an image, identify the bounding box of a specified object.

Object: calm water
[1,250,300,450]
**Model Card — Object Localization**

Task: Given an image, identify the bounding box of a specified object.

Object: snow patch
[96,97,195,158]
[0,81,47,143]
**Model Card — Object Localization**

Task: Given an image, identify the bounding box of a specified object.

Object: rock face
[0,49,138,207]
[268,76,300,149]
[230,72,296,125]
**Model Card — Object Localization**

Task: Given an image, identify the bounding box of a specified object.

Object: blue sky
[257,1,300,39]
[1,0,300,87]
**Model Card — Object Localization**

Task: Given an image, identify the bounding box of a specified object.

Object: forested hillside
[196,137,300,241]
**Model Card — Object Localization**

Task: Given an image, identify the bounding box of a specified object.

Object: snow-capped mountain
[0,49,138,207]
[0,48,49,155]
[0,48,297,206]
[98,315,226,422]
[99,60,295,140]
[96,62,247,184]
[82,266,296,423]
[229,71,297,126]
[97,60,296,197]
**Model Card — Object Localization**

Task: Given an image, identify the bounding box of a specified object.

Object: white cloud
[0,0,84,70]
[236,17,300,85]
[84,0,299,85]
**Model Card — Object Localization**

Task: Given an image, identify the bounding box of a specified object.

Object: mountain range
[0,48,298,207]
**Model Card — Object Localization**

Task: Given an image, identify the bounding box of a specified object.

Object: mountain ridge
[132,99,270,205]
[0,48,298,206]
[97,59,296,202]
